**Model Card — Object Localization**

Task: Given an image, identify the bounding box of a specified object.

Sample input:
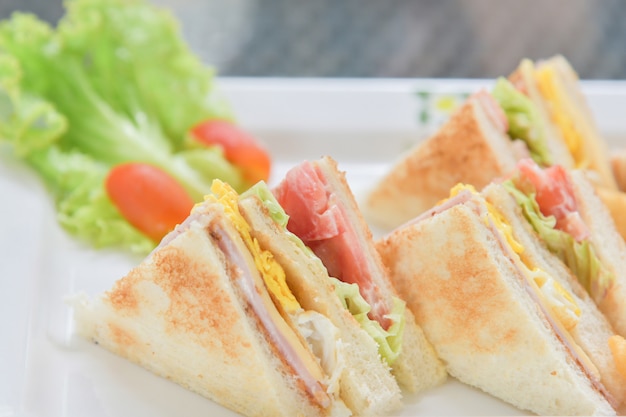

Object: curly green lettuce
[504,179,613,302]
[332,279,405,365]
[0,0,248,252]
[492,77,552,167]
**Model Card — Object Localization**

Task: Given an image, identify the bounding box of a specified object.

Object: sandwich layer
[534,55,617,190]
[377,199,616,416]
[508,58,575,169]
[569,170,626,338]
[484,182,626,412]
[315,157,448,393]
[274,156,447,393]
[238,193,403,416]
[72,201,350,417]
[503,159,626,341]
[364,93,518,230]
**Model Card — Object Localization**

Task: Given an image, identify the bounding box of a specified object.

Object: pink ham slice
[470,198,616,409]
[405,188,614,409]
[474,89,509,134]
[273,161,393,330]
[211,220,331,409]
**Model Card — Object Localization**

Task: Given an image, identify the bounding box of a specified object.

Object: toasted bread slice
[238,194,403,416]
[313,157,447,393]
[484,181,626,412]
[364,93,518,230]
[376,197,617,416]
[569,170,626,338]
[72,202,351,417]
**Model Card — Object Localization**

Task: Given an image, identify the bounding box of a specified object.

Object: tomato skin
[517,158,589,241]
[518,159,575,219]
[105,163,195,242]
[191,120,271,184]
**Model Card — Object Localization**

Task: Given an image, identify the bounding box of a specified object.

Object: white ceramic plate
[2,78,625,417]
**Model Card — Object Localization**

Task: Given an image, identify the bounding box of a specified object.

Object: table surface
[3,0,625,80]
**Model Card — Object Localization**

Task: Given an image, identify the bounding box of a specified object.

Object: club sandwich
[71,179,406,417]
[365,56,625,240]
[376,164,626,415]
[272,156,447,393]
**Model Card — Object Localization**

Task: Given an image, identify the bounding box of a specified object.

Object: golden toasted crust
[364,98,518,230]
[377,206,518,346]
[72,208,343,417]
[376,202,616,416]
[106,245,241,344]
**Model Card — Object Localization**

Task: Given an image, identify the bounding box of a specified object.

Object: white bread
[569,170,626,338]
[364,95,518,231]
[238,194,403,416]
[483,182,626,412]
[376,200,616,416]
[71,203,350,417]
[303,156,447,393]
[365,56,618,234]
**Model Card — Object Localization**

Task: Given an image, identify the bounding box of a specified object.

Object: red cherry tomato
[105,163,195,242]
[517,158,589,241]
[190,120,271,184]
[517,159,576,220]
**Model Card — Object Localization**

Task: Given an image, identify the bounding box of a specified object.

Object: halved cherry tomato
[105,163,195,242]
[190,120,271,184]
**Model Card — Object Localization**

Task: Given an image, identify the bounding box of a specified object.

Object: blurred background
[3,0,626,80]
